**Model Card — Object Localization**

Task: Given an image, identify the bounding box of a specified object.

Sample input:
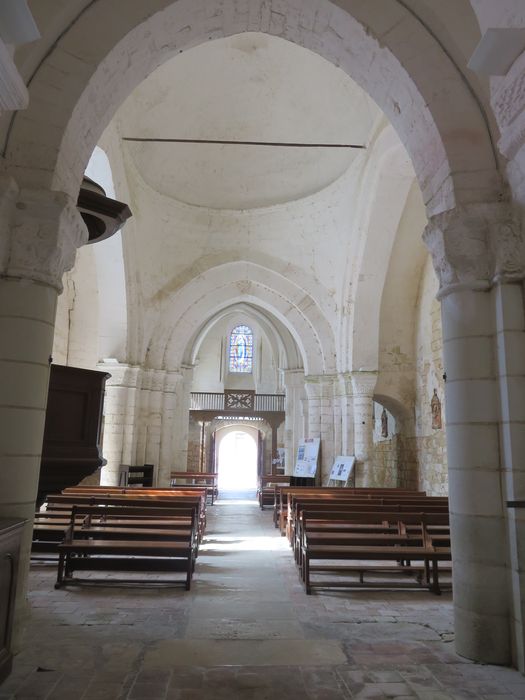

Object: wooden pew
[258,475,290,510]
[275,487,432,534]
[55,506,196,590]
[170,472,218,504]
[33,487,207,558]
[274,487,429,532]
[300,511,451,595]
[32,507,196,557]
[289,496,448,547]
[48,491,206,538]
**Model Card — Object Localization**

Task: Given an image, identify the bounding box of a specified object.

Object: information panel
[293,438,320,478]
[329,455,356,483]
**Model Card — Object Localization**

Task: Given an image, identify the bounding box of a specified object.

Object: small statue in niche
[381,407,388,438]
[431,389,442,430]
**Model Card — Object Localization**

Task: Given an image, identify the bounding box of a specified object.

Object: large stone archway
[3,0,500,213]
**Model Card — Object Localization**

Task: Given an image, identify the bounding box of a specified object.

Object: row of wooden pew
[258,475,290,510]
[32,486,208,590]
[274,487,451,595]
[170,472,219,505]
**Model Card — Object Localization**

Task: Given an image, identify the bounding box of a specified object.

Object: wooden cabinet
[38,364,110,504]
[0,520,25,684]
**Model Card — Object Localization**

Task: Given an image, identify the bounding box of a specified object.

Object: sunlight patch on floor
[201,534,288,552]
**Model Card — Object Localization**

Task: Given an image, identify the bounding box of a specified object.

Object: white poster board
[329,456,356,483]
[293,438,320,477]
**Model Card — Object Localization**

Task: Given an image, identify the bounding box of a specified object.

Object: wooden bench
[55,505,196,590]
[32,506,197,557]
[170,472,218,504]
[258,475,290,510]
[290,498,449,550]
[47,491,206,540]
[275,487,429,532]
[300,512,451,595]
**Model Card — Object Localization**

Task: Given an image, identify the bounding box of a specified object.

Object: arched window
[229,325,253,373]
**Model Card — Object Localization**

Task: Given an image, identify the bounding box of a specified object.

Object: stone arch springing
[5,0,502,216]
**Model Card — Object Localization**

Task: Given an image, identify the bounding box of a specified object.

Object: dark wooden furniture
[301,513,451,595]
[38,364,110,505]
[55,505,196,590]
[258,475,290,510]
[170,472,218,504]
[118,464,154,487]
[0,519,25,684]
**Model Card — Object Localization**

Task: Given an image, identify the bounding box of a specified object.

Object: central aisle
[4,499,525,699]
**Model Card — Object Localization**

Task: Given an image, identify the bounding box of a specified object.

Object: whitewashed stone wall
[414,257,448,495]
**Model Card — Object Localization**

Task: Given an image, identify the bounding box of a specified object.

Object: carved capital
[423,203,524,298]
[1,184,88,292]
[351,371,377,397]
[304,374,337,399]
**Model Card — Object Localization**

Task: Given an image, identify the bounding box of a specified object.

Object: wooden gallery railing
[190,391,285,414]
[189,391,286,475]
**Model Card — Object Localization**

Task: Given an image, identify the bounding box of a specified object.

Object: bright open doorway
[217,430,258,492]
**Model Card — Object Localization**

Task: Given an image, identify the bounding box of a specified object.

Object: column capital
[282,368,305,388]
[351,371,377,397]
[337,372,354,396]
[304,374,338,398]
[96,361,142,389]
[423,202,524,299]
[0,178,87,292]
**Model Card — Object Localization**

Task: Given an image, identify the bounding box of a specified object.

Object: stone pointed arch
[144,260,337,375]
[5,0,501,215]
[188,302,303,371]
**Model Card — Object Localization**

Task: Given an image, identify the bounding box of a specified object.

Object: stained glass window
[229,325,253,373]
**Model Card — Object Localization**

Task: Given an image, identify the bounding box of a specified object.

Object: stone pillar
[351,371,377,487]
[98,361,140,486]
[283,369,305,474]
[494,281,525,670]
[134,370,150,466]
[338,373,355,457]
[171,365,193,473]
[305,375,337,482]
[0,178,87,634]
[304,378,321,439]
[424,203,525,666]
[145,369,164,469]
[158,371,183,486]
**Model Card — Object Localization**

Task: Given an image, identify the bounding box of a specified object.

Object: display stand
[293,438,321,485]
[327,456,356,488]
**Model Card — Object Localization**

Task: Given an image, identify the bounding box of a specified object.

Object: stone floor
[1,498,524,700]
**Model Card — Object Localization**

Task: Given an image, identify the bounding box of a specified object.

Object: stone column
[283,369,305,474]
[98,361,140,486]
[305,375,337,482]
[424,203,523,666]
[158,371,183,486]
[145,369,164,469]
[170,365,193,474]
[134,370,151,466]
[351,371,377,487]
[338,372,355,457]
[0,179,87,633]
[494,280,525,670]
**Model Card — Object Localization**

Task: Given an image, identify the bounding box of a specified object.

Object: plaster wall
[192,314,279,394]
[414,256,448,496]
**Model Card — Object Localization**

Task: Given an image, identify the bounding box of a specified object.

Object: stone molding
[337,372,355,397]
[282,369,306,389]
[351,371,378,397]
[423,203,524,298]
[1,183,87,291]
[0,38,29,111]
[97,362,141,389]
[304,374,338,399]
